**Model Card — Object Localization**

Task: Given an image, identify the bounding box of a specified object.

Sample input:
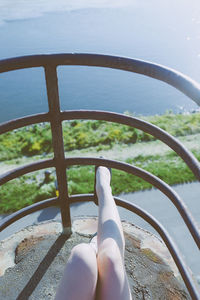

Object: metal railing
[0,54,200,299]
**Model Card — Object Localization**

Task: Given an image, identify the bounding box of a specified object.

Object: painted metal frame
[0,54,199,298]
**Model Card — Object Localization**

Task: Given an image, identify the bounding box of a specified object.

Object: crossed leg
[54,243,98,300]
[95,166,132,300]
[55,166,132,300]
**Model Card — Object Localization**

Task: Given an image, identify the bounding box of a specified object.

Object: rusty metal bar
[1,109,199,182]
[1,155,199,249]
[0,197,58,233]
[44,65,71,234]
[64,157,200,249]
[0,152,199,249]
[0,113,49,134]
[0,159,54,186]
[61,110,200,181]
[1,153,199,247]
[1,54,200,106]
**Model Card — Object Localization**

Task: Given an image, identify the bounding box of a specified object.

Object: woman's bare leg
[96,166,132,300]
[54,243,98,300]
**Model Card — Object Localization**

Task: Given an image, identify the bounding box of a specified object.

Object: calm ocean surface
[0,0,200,123]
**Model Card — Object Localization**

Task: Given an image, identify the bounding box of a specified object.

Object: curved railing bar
[0,159,54,185]
[115,197,200,300]
[61,110,200,181]
[1,109,200,182]
[0,193,198,299]
[0,197,58,232]
[0,53,199,297]
[0,113,49,134]
[0,53,200,106]
[69,194,199,300]
[0,156,199,248]
[65,157,200,249]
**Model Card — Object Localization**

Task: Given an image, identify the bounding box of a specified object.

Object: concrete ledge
[0,217,191,299]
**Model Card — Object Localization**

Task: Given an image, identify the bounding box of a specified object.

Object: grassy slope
[0,112,200,214]
[1,111,200,161]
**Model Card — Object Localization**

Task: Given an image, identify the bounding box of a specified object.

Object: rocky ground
[0,219,192,300]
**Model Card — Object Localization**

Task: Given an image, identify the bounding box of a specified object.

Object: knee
[71,243,89,256]
[71,243,94,261]
[97,238,122,273]
[70,243,97,274]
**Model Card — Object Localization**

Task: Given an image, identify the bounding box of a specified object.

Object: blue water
[0,0,200,123]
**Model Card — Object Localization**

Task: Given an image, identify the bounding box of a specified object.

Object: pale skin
[55,166,132,300]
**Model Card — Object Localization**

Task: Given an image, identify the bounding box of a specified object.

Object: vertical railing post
[44,64,71,235]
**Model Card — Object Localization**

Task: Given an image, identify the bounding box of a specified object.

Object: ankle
[96,183,112,199]
[96,166,111,184]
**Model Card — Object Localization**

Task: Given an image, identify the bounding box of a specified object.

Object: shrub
[1,112,200,161]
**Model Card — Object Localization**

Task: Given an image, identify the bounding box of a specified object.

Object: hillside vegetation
[1,112,200,160]
[0,112,200,214]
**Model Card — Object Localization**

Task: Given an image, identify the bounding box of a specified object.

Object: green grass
[0,174,56,214]
[67,151,197,195]
[1,112,200,161]
[1,112,200,214]
[0,150,198,214]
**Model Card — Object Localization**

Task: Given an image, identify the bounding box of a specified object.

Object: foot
[95,166,112,198]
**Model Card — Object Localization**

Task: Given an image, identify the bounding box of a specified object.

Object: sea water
[0,0,200,122]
